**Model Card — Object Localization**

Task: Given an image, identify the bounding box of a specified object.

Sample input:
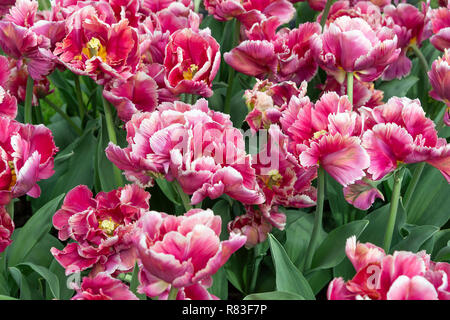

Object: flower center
[313,130,327,140]
[8,161,16,191]
[81,37,107,60]
[262,169,283,189]
[183,64,199,80]
[98,218,119,236]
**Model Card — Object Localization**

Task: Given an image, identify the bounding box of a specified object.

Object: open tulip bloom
[0,0,448,303]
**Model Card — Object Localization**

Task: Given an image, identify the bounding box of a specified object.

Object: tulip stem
[347,72,354,108]
[74,75,86,123]
[409,44,429,112]
[304,166,325,271]
[403,162,425,212]
[383,168,404,253]
[167,286,178,300]
[24,76,34,124]
[102,96,124,188]
[42,97,83,136]
[173,180,192,212]
[224,20,240,115]
[6,200,14,220]
[320,0,334,29]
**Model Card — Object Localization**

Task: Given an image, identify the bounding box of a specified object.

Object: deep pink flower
[0,206,14,253]
[244,79,307,132]
[224,20,320,85]
[430,4,450,52]
[54,6,140,84]
[135,209,246,297]
[381,2,431,80]
[428,49,450,106]
[0,117,58,205]
[140,0,193,14]
[204,0,246,21]
[238,0,295,29]
[51,184,150,275]
[280,92,370,186]
[328,237,450,300]
[103,71,159,122]
[0,57,17,119]
[0,0,55,80]
[362,97,450,181]
[71,273,138,300]
[163,28,220,97]
[106,99,265,205]
[343,178,384,210]
[155,2,201,34]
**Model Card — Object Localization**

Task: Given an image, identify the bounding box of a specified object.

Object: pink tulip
[54,6,140,84]
[362,97,450,181]
[71,273,138,300]
[0,117,58,205]
[134,209,246,297]
[0,206,14,253]
[224,20,320,85]
[313,16,400,83]
[204,0,246,21]
[238,0,295,29]
[228,208,273,248]
[140,0,193,14]
[343,178,384,210]
[163,28,220,97]
[0,56,17,119]
[328,237,450,300]
[280,92,370,187]
[51,184,150,275]
[103,71,159,122]
[430,4,450,52]
[428,49,450,107]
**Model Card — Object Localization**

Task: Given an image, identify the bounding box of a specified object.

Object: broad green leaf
[8,267,34,300]
[0,295,17,300]
[305,269,333,295]
[17,263,60,299]
[326,173,352,226]
[432,230,450,259]
[435,246,450,262]
[48,259,74,300]
[359,203,406,251]
[209,266,228,300]
[21,233,63,268]
[7,194,65,267]
[244,291,305,300]
[130,263,146,300]
[155,178,181,206]
[311,220,369,270]
[406,165,450,228]
[378,75,419,100]
[392,224,439,252]
[268,234,315,300]
[225,248,248,293]
[212,200,231,241]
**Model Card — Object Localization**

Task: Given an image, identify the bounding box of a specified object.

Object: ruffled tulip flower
[163,28,220,97]
[140,0,193,14]
[312,16,400,83]
[71,273,138,300]
[362,97,450,182]
[381,2,431,80]
[51,184,150,275]
[0,0,55,80]
[0,206,14,253]
[0,117,58,206]
[0,56,17,119]
[430,4,450,52]
[343,178,384,210]
[280,92,370,187]
[237,0,295,29]
[328,236,450,300]
[428,49,450,107]
[134,209,246,298]
[224,20,320,85]
[204,0,246,21]
[228,208,273,248]
[244,79,307,132]
[106,99,265,205]
[155,2,201,34]
[103,71,159,122]
[54,6,140,84]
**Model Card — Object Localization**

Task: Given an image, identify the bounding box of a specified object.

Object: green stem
[249,245,263,293]
[6,200,14,221]
[24,76,34,124]
[409,44,429,111]
[383,168,405,253]
[43,97,83,135]
[403,162,425,212]
[319,0,334,29]
[102,97,124,187]
[303,166,325,271]
[167,286,178,300]
[223,20,240,115]
[74,76,86,122]
[173,180,192,212]
[194,0,201,12]
[347,72,354,108]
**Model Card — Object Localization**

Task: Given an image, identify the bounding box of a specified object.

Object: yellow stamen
[81,37,107,60]
[8,161,16,190]
[183,64,199,80]
[98,218,119,236]
[313,130,327,140]
[262,169,283,189]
